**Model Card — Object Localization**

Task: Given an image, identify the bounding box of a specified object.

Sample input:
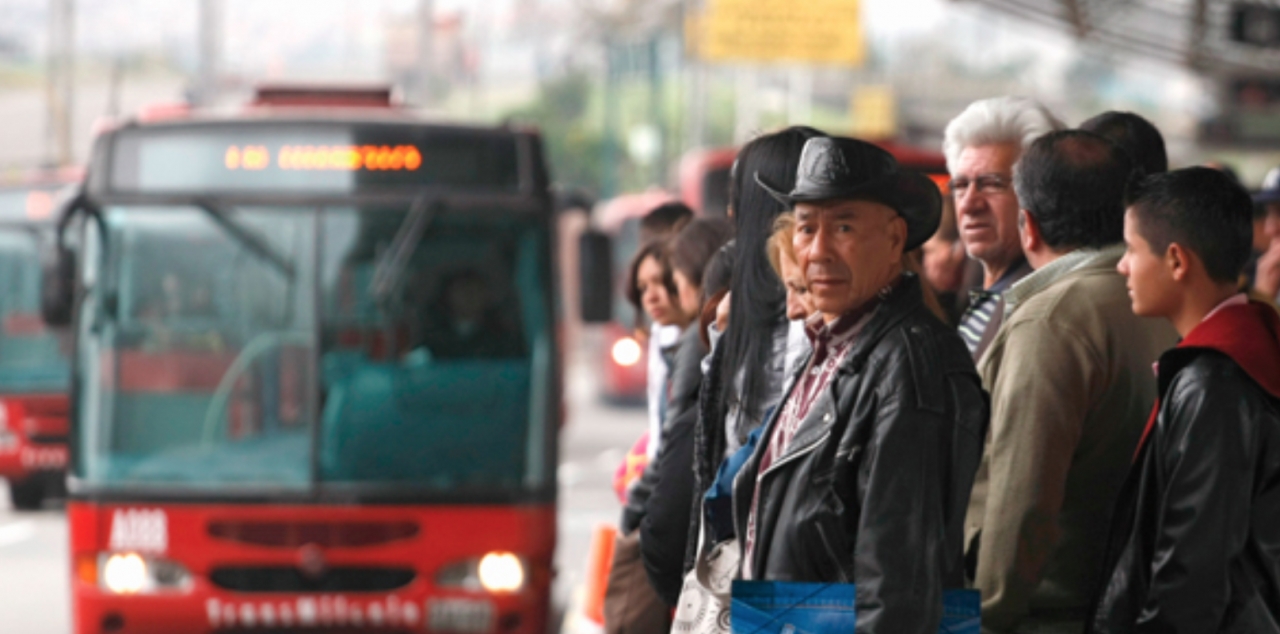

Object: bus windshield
[74,203,553,499]
[0,189,69,393]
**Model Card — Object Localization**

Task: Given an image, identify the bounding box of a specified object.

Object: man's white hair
[942,96,1065,174]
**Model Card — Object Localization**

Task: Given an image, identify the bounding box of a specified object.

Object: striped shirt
[958,259,1031,356]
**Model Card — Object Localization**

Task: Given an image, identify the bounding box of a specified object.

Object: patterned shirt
[741,306,875,578]
[958,258,1030,355]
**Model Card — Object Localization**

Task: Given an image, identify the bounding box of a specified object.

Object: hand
[1256,240,1280,299]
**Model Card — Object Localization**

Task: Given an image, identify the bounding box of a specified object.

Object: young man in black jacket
[1092,167,1280,633]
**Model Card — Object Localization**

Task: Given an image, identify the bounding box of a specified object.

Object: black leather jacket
[1090,350,1280,634]
[731,274,988,634]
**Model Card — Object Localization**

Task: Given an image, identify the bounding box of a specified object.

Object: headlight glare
[102,553,148,594]
[99,552,192,594]
[611,337,642,367]
[477,552,524,593]
[436,552,527,594]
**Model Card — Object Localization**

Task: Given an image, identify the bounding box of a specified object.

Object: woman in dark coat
[637,217,734,605]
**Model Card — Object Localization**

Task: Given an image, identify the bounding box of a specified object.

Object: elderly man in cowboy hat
[734,136,989,633]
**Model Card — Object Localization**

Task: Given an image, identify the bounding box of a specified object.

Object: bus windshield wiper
[196,201,297,279]
[369,194,441,303]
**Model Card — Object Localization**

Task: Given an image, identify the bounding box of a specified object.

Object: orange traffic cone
[581,523,618,626]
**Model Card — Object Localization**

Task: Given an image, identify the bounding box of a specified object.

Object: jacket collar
[1003,243,1125,318]
[763,273,929,471]
[1157,300,1280,400]
[838,272,927,374]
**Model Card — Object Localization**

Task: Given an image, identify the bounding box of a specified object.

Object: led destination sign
[224,144,424,172]
[107,122,521,195]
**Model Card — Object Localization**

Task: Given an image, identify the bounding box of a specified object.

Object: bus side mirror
[42,198,83,328]
[41,245,77,328]
[553,187,594,215]
[579,229,613,324]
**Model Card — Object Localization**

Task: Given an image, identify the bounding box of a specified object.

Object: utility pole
[197,0,220,106]
[602,43,619,199]
[416,0,434,105]
[733,66,758,144]
[45,0,74,167]
[648,36,667,187]
[682,0,707,151]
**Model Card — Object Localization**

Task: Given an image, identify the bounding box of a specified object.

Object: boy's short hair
[767,213,797,279]
[1125,166,1254,284]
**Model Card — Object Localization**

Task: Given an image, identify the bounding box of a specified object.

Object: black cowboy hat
[755,136,942,250]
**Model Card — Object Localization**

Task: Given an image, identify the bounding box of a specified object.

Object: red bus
[590,148,737,404]
[45,107,561,633]
[0,171,79,509]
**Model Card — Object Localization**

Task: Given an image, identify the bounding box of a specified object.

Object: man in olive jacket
[742,136,988,634]
[967,131,1178,633]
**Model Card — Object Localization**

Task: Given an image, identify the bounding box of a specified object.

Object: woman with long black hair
[691,127,823,539]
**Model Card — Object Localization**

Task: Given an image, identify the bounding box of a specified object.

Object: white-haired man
[943,96,1063,360]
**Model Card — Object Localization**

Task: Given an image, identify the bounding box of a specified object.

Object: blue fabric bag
[730,581,980,634]
[704,423,766,542]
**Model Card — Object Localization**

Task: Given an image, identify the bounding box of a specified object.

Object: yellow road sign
[697,0,865,66]
[850,85,897,139]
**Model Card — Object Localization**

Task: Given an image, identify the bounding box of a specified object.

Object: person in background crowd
[921,196,969,324]
[1079,111,1168,178]
[689,126,822,569]
[943,96,1064,360]
[639,217,734,605]
[1249,166,1280,301]
[637,202,694,459]
[742,136,987,633]
[969,130,1177,633]
[765,212,817,381]
[1091,167,1280,634]
[606,233,691,634]
[765,213,815,322]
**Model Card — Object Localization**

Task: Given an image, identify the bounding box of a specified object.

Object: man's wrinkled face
[952,143,1022,272]
[778,254,814,321]
[1117,209,1177,318]
[793,200,905,322]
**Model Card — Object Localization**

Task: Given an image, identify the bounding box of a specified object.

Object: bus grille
[209,567,416,593]
[208,521,419,548]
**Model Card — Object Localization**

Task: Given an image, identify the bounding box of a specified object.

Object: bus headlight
[100,552,192,594]
[611,337,642,367]
[102,553,147,594]
[477,552,524,593]
[436,552,527,594]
